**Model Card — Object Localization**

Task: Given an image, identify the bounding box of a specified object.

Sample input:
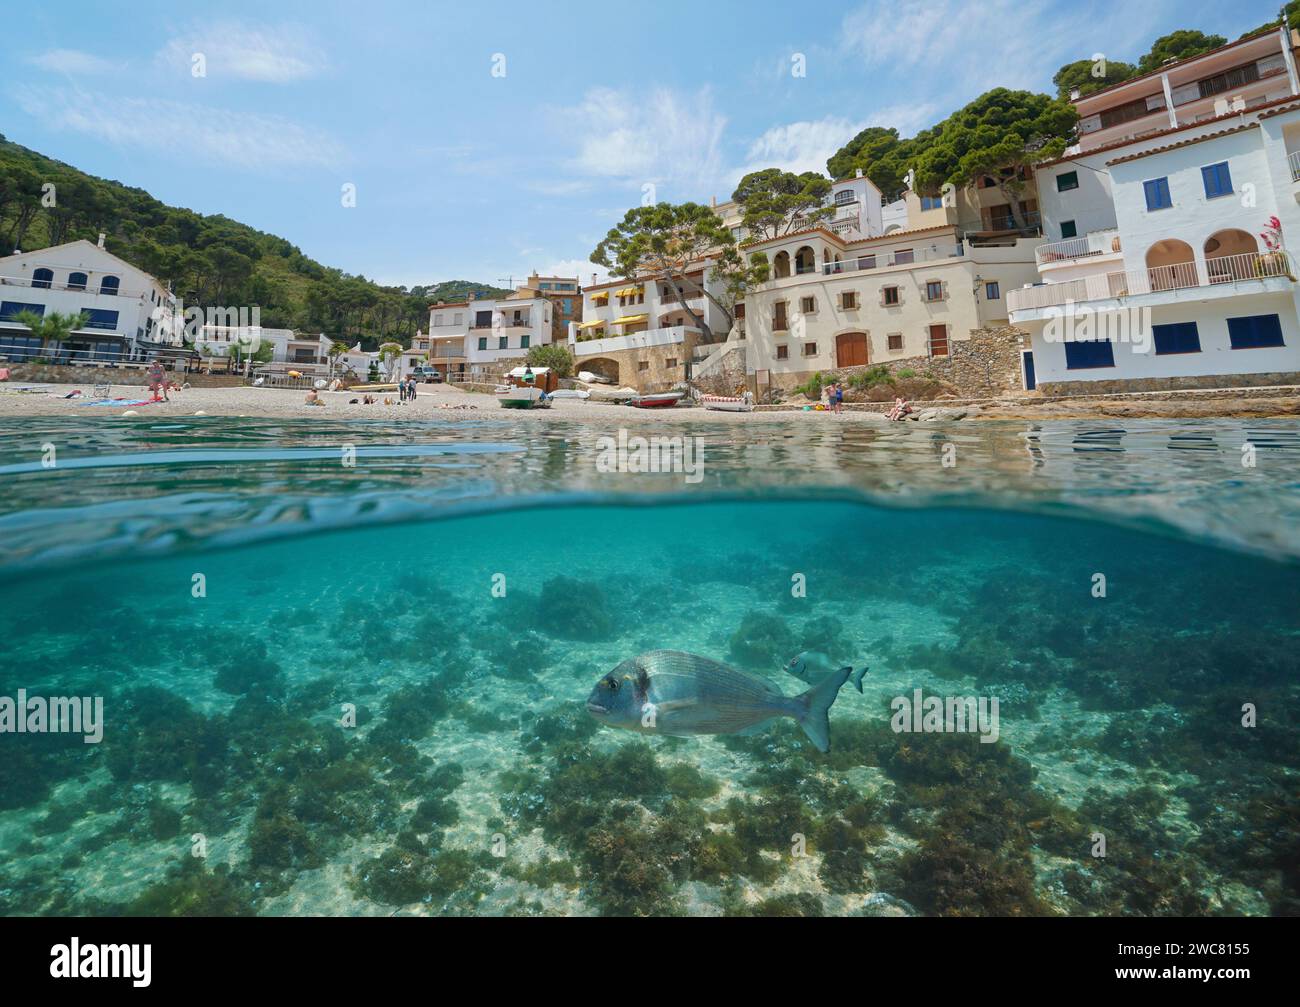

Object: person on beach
[887,396,912,421]
[407,376,417,402]
[147,360,167,402]
[834,382,844,414]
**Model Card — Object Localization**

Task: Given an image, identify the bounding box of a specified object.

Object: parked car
[411,366,443,383]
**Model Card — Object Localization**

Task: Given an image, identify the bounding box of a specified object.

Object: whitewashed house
[0,238,177,364]
[1010,26,1300,392]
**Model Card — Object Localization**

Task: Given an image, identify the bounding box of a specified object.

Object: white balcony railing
[0,273,160,302]
[1035,229,1121,267]
[1007,250,1292,313]
[820,244,964,277]
[1289,150,1300,183]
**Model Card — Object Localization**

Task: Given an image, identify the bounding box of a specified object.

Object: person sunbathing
[886,396,912,421]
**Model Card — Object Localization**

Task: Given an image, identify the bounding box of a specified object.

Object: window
[857,254,877,270]
[803,342,818,356]
[919,195,944,211]
[1099,95,1161,130]
[1056,171,1079,192]
[773,302,788,330]
[1064,339,1115,369]
[841,291,858,309]
[834,190,855,205]
[887,333,903,351]
[985,281,1001,300]
[475,310,492,328]
[665,358,677,368]
[893,248,914,265]
[1060,220,1078,239]
[925,280,944,302]
[477,337,488,350]
[433,313,444,326]
[1144,177,1172,211]
[1227,314,1285,349]
[520,335,530,349]
[32,268,53,289]
[498,336,509,349]
[882,286,900,306]
[1152,322,1201,355]
[1202,162,1232,199]
[99,275,120,296]
[67,272,88,291]
[776,344,789,360]
[638,361,649,371]
[81,308,119,330]
[0,301,45,321]
[453,312,463,325]
[800,296,816,313]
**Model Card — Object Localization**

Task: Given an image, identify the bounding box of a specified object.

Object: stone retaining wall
[1038,370,1300,396]
[4,363,244,388]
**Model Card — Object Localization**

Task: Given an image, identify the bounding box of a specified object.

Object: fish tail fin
[794,666,851,753]
[849,664,869,694]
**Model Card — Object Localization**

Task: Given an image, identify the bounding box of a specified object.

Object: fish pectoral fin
[734,717,779,737]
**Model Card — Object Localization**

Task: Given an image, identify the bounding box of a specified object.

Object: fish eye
[603,676,619,691]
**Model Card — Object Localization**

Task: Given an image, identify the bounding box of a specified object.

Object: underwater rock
[727,611,796,669]
[858,892,918,917]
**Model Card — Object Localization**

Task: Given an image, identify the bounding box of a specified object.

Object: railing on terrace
[1007,251,1292,312]
[820,244,964,277]
[0,274,159,300]
[1289,150,1300,183]
[1036,229,1121,266]
[469,319,531,329]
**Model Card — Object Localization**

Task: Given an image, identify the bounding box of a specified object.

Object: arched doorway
[577,356,620,385]
[1145,239,1195,291]
[794,246,816,275]
[1204,229,1258,282]
[772,251,791,278]
[836,332,869,368]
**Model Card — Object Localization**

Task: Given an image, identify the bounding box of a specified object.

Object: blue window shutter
[1227,314,1285,349]
[1144,178,1170,210]
[1152,322,1201,354]
[1202,162,1232,198]
[1064,339,1116,369]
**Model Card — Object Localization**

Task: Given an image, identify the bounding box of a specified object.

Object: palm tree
[10,310,88,362]
[327,339,350,377]
[378,341,403,381]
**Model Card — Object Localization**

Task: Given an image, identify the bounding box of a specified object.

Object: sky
[1,0,1287,289]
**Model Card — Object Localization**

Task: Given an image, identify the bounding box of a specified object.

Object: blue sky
[2,0,1285,288]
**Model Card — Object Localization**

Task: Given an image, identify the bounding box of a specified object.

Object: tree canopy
[1052,57,1140,99]
[1136,30,1227,73]
[730,168,834,240]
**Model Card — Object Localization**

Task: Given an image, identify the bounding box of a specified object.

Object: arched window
[100,275,120,296]
[68,272,88,291]
[32,268,53,289]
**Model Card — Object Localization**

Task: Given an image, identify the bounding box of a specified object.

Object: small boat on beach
[627,390,686,409]
[496,366,557,409]
[701,393,754,413]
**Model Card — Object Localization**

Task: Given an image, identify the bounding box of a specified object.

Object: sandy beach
[2,379,1299,422]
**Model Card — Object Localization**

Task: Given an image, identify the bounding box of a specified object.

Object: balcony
[1007,250,1293,313]
[1036,229,1122,267]
[820,243,964,277]
[1289,150,1300,183]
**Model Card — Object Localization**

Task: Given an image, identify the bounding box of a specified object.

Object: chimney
[591,273,597,286]
[710,195,717,208]
[1069,87,1081,100]
[855,169,863,178]
[97,232,106,248]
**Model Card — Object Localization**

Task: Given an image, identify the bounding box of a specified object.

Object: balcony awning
[613,314,648,325]
[614,286,642,297]
[576,318,606,330]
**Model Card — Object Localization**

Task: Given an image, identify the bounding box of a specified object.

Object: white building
[1009,26,1300,392]
[427,292,557,378]
[0,238,177,364]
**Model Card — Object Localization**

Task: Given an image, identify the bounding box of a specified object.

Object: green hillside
[0,136,500,349]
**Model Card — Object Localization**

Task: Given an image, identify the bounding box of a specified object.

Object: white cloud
[740,116,866,178]
[28,49,122,75]
[539,258,610,286]
[158,21,326,83]
[15,86,344,171]
[565,86,727,192]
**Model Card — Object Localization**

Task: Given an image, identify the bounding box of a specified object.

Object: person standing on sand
[147,360,167,402]
[407,376,417,402]
[834,382,844,414]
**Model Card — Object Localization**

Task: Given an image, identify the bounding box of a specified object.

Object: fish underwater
[785,651,868,693]
[585,649,850,752]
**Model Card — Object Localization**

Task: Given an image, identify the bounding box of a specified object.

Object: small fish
[585,649,850,753]
[785,651,868,693]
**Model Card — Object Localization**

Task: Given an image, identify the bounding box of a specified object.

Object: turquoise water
[0,416,1297,916]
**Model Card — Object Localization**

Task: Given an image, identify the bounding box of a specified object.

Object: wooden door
[836,332,869,367]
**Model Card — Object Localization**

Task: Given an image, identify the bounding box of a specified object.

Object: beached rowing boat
[701,394,753,413]
[628,390,685,409]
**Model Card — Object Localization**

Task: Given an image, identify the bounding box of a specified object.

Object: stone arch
[773,250,791,278]
[577,356,620,384]
[1145,238,1195,291]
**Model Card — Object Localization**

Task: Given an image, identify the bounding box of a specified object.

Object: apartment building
[0,238,178,364]
[739,224,1040,390]
[1008,26,1300,393]
[569,265,730,389]
[520,273,582,341]
[427,288,558,378]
